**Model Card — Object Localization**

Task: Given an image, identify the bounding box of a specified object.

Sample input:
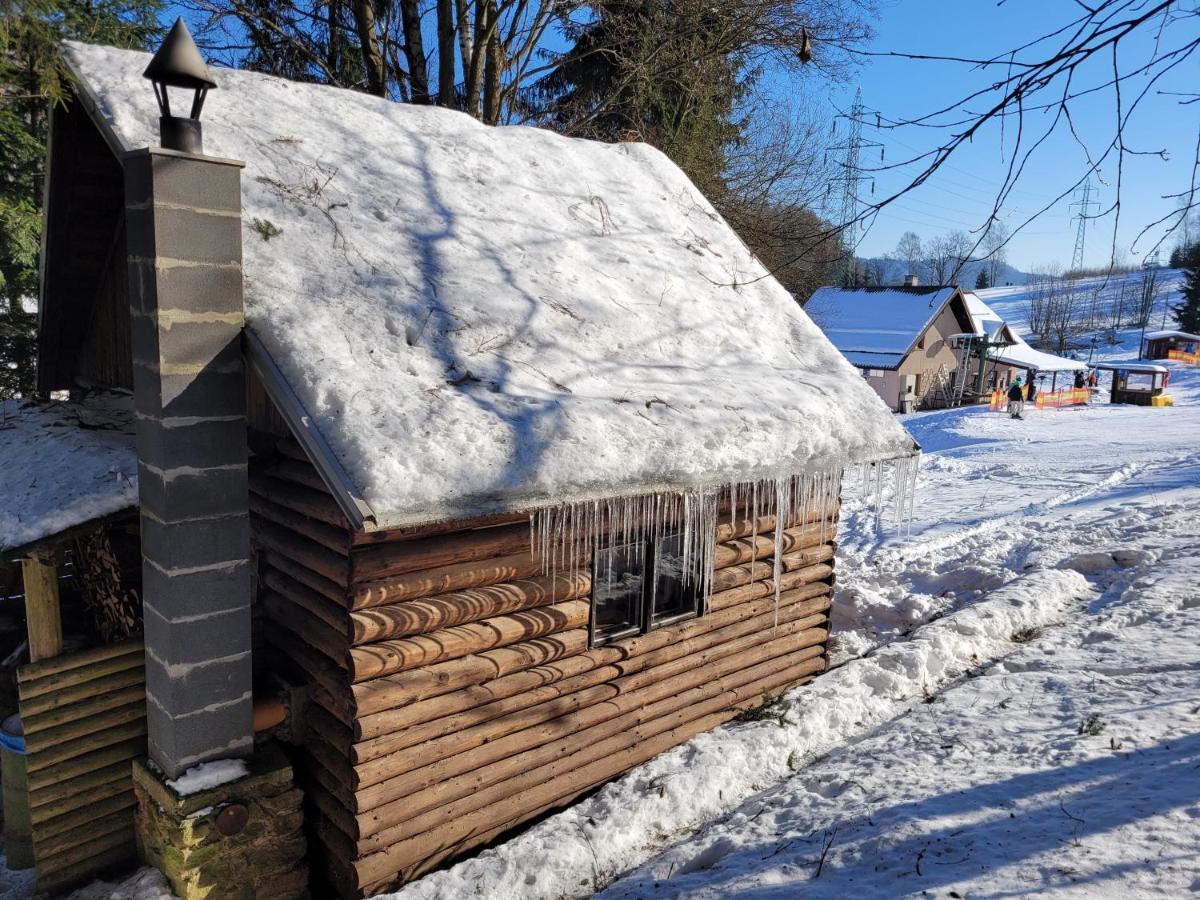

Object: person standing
[1007,378,1025,419]
[1026,374,1038,405]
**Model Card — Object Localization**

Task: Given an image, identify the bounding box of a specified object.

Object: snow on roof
[63,43,916,529]
[804,286,960,356]
[0,395,137,554]
[963,291,1084,373]
[842,351,904,370]
[1144,330,1200,342]
[1092,360,1169,373]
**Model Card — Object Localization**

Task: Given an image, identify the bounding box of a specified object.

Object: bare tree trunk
[453,0,472,87]
[352,0,388,96]
[399,0,431,104]
[482,0,502,124]
[437,0,458,106]
[464,0,489,117]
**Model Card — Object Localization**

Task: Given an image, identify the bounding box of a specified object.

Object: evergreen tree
[975,268,990,290]
[1172,247,1200,333]
[0,0,161,398]
[526,0,746,198]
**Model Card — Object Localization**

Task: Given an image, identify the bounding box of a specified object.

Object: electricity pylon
[828,88,883,286]
[1069,179,1098,272]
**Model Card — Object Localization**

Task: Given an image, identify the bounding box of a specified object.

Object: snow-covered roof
[1144,330,1200,342]
[804,286,961,356]
[842,351,904,370]
[1093,361,1169,373]
[963,291,1084,374]
[63,43,916,530]
[0,395,137,554]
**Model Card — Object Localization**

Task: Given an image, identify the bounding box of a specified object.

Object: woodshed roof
[61,43,916,531]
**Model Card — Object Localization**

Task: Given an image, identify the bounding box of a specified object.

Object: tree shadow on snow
[622,730,1200,899]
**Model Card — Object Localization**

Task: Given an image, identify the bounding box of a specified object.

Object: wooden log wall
[16,640,146,894]
[252,441,840,898]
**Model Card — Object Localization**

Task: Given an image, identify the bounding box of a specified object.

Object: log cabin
[24,29,917,897]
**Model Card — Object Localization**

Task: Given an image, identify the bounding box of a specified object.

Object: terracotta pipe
[253,695,286,733]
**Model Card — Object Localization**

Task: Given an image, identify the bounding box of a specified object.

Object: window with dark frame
[590,532,702,646]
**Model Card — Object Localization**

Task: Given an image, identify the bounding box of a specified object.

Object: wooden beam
[22,551,63,663]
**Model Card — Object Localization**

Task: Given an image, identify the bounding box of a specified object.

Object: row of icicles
[530,454,920,614]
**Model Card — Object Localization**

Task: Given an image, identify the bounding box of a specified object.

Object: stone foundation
[132,743,307,899]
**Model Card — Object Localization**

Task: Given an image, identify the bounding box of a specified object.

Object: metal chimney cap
[143,18,217,91]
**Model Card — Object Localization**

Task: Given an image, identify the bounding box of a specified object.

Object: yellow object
[1151,394,1174,407]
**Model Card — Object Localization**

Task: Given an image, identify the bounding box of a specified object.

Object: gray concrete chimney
[124,147,253,778]
[903,273,920,287]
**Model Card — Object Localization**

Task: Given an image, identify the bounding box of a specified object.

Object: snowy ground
[396,274,1200,899]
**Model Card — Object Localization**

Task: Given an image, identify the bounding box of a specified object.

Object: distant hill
[856,257,1037,288]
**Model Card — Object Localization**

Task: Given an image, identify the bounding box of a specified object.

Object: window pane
[652,533,698,625]
[594,543,644,641]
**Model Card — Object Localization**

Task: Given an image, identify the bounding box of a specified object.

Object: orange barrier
[1035,388,1089,409]
[1167,349,1200,365]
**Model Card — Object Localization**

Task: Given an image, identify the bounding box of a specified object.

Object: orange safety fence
[1035,388,1090,409]
[1167,349,1200,365]
[989,388,1089,411]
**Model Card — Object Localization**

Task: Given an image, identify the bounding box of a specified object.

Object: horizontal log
[23,684,146,737]
[19,665,145,719]
[710,559,773,593]
[780,542,835,571]
[350,630,589,718]
[29,759,131,810]
[262,550,347,605]
[352,612,829,784]
[250,493,349,556]
[713,500,839,542]
[249,471,349,529]
[263,592,349,667]
[350,571,590,645]
[17,641,142,696]
[352,552,548,610]
[25,734,144,792]
[35,790,135,841]
[779,562,834,592]
[350,600,590,683]
[351,590,832,752]
[352,512,530,548]
[252,517,350,586]
[262,567,350,637]
[263,626,352,716]
[351,651,824,885]
[349,578,832,722]
[713,522,826,569]
[23,698,145,755]
[30,770,131,825]
[25,719,147,774]
[353,522,534,583]
[711,580,829,614]
[263,456,332,494]
[354,621,826,822]
[33,808,132,863]
[361,650,826,855]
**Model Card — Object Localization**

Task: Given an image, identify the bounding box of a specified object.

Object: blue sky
[813,0,1198,271]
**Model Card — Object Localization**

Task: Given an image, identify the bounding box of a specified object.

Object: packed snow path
[395,340,1200,899]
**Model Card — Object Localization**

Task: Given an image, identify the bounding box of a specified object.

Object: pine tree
[975,268,990,290]
[1172,248,1200,333]
[0,0,161,399]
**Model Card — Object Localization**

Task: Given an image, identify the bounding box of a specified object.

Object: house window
[592,542,645,644]
[591,533,702,645]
